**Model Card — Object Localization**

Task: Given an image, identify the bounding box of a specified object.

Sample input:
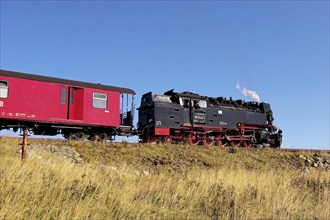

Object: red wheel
[202,135,215,146]
[147,136,158,143]
[215,135,225,146]
[242,140,252,148]
[164,136,172,144]
[188,134,201,146]
[230,140,241,147]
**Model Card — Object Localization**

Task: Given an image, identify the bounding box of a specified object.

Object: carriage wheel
[90,135,100,142]
[75,132,87,141]
[68,133,77,140]
[99,133,108,142]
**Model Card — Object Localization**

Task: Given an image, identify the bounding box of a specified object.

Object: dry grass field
[0,137,329,219]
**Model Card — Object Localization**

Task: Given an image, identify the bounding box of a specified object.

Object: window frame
[60,88,67,104]
[0,81,8,98]
[92,92,108,109]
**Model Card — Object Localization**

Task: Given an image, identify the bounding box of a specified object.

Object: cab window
[193,99,207,108]
[199,100,207,108]
[93,93,107,109]
[0,81,8,98]
[183,99,190,108]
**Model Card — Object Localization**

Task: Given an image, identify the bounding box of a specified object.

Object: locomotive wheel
[147,136,158,143]
[202,135,215,146]
[242,140,252,148]
[215,135,222,146]
[164,136,172,144]
[188,134,201,146]
[202,139,215,146]
[215,135,230,146]
[230,140,241,147]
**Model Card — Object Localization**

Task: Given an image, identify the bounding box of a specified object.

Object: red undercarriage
[142,123,277,147]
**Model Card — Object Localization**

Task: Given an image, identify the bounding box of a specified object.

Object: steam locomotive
[0,69,282,147]
[138,90,282,148]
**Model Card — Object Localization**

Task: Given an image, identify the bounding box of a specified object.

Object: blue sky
[0,1,329,149]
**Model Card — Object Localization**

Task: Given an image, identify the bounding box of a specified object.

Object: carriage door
[68,87,84,120]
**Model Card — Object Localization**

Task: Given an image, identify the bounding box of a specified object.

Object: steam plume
[235,83,261,102]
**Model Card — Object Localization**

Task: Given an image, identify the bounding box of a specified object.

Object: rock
[313,163,319,168]
[299,155,306,160]
[133,170,140,176]
[100,165,118,173]
[142,170,150,176]
[74,158,83,163]
[306,159,313,164]
[24,144,84,164]
[256,144,263,149]
[50,146,56,154]
[314,156,324,163]
[109,166,118,172]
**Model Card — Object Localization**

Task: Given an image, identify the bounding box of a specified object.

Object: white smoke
[235,83,261,102]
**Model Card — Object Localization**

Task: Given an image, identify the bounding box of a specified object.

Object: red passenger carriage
[0,70,135,141]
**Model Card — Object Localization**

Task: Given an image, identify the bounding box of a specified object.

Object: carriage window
[0,81,8,98]
[93,93,107,109]
[61,88,67,104]
[70,89,75,105]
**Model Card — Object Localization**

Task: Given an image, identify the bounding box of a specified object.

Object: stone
[143,170,150,176]
[133,170,140,176]
[314,156,324,163]
[100,165,118,173]
[74,158,83,163]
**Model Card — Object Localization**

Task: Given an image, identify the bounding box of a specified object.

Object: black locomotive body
[138,89,282,148]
